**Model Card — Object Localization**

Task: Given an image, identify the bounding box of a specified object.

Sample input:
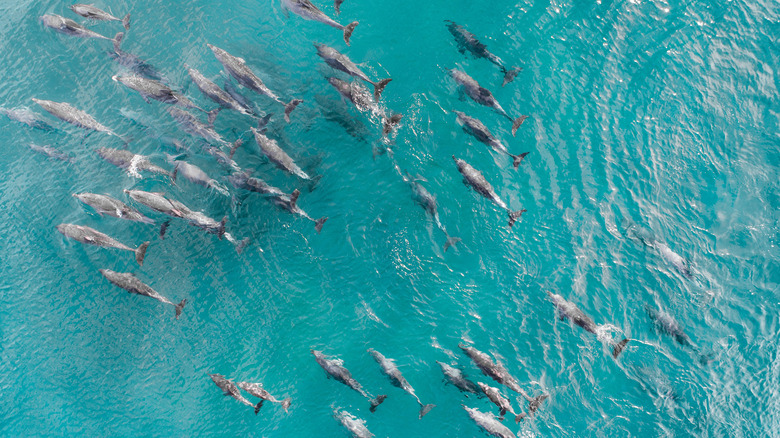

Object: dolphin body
[452,156,525,227]
[113,75,210,116]
[395,167,460,251]
[270,190,328,233]
[548,292,631,358]
[56,223,149,266]
[109,33,166,82]
[40,14,120,41]
[73,193,154,224]
[250,128,310,180]
[463,406,515,438]
[32,99,122,139]
[316,44,391,100]
[445,20,521,87]
[368,349,435,418]
[168,107,235,148]
[455,111,529,169]
[334,409,374,438]
[327,77,403,135]
[124,190,192,219]
[70,4,130,30]
[169,156,229,196]
[97,148,170,178]
[478,382,526,423]
[459,344,526,395]
[187,67,254,117]
[312,350,387,411]
[235,382,291,414]
[1,107,55,131]
[437,361,482,396]
[228,171,287,197]
[281,0,359,46]
[645,305,692,347]
[208,374,261,413]
[99,269,186,319]
[449,69,526,136]
[28,144,74,163]
[208,44,302,122]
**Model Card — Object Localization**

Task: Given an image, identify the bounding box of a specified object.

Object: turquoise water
[1,0,778,436]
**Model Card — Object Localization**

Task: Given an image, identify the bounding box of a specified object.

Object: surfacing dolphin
[73,193,154,224]
[235,382,291,414]
[97,147,170,178]
[478,382,526,423]
[312,350,387,411]
[327,77,403,135]
[445,20,521,87]
[40,14,121,42]
[452,156,525,227]
[450,69,526,136]
[316,44,391,100]
[334,409,374,438]
[208,374,261,413]
[99,269,186,319]
[32,98,124,140]
[455,111,529,169]
[437,361,482,396]
[547,292,631,358]
[56,223,149,265]
[69,4,130,30]
[281,0,358,46]
[124,189,192,219]
[1,107,55,131]
[250,126,310,180]
[368,349,435,418]
[28,144,74,163]
[463,405,515,438]
[459,344,529,396]
[168,155,230,196]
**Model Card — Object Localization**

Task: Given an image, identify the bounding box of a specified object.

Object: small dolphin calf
[169,156,229,196]
[208,374,261,413]
[437,361,482,396]
[74,193,154,224]
[453,156,525,227]
[97,148,170,178]
[316,44,391,99]
[208,44,302,122]
[187,66,254,118]
[28,144,74,163]
[450,69,526,136]
[548,292,630,358]
[57,223,149,265]
[40,14,120,41]
[312,350,387,411]
[327,77,403,135]
[70,4,130,30]
[113,75,210,115]
[270,189,327,233]
[396,167,460,251]
[236,382,291,414]
[445,21,521,87]
[250,127,310,180]
[1,107,55,131]
[32,98,122,139]
[334,409,374,438]
[368,349,435,418]
[109,33,166,82]
[281,0,358,46]
[455,111,529,169]
[463,406,515,438]
[478,382,525,423]
[100,269,186,318]
[645,305,692,347]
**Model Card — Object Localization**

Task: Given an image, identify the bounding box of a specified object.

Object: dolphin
[437,361,482,396]
[208,374,261,413]
[334,409,373,438]
[463,406,515,438]
[270,189,327,232]
[455,111,529,169]
[124,189,193,219]
[223,80,266,117]
[109,33,166,82]
[207,44,302,122]
[235,382,291,414]
[478,382,526,423]
[187,66,254,118]
[169,156,229,196]
[281,0,358,46]
[28,144,74,163]
[452,156,525,227]
[180,210,228,240]
[168,107,235,148]
[395,166,460,251]
[449,69,526,136]
[56,223,149,265]
[70,4,130,30]
[626,224,694,279]
[547,292,631,358]
[40,14,121,41]
[97,147,170,178]
[203,143,243,172]
[645,305,692,347]
[32,98,123,140]
[250,127,310,180]
[327,77,403,135]
[99,269,186,318]
[112,75,211,117]
[311,350,387,411]
[73,193,154,224]
[228,171,287,197]
[368,349,435,418]
[316,44,391,99]
[458,344,526,395]
[1,107,56,131]
[445,20,521,87]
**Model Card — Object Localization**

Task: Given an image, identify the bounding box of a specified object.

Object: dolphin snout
[111,75,120,82]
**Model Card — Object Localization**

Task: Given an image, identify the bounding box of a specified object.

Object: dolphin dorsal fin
[290,189,300,207]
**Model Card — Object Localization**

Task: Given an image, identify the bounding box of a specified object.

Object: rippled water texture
[1,0,778,436]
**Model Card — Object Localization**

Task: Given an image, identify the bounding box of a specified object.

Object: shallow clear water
[1,0,778,436]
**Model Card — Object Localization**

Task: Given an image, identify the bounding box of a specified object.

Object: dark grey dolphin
[281,0,358,46]
[327,77,403,135]
[187,66,254,118]
[334,409,373,438]
[112,75,212,119]
[109,33,166,82]
[208,44,302,122]
[70,4,130,29]
[478,382,526,423]
[250,127,310,180]
[437,361,482,396]
[73,193,154,224]
[1,107,56,131]
[228,171,286,197]
[312,350,387,411]
[458,344,527,396]
[368,349,435,418]
[28,144,74,163]
[40,14,121,41]
[547,292,630,358]
[463,406,515,438]
[32,98,123,140]
[56,223,149,265]
[208,374,261,413]
[270,190,327,233]
[168,156,229,196]
[445,20,521,87]
[450,69,526,136]
[455,111,529,169]
[452,156,525,227]
[316,44,391,99]
[97,147,170,178]
[99,269,186,318]
[235,382,291,414]
[645,305,692,347]
[395,166,460,251]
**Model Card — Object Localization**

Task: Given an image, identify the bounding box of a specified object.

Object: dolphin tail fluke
[419,403,435,418]
[122,14,131,30]
[373,78,392,100]
[207,108,220,126]
[512,152,530,169]
[502,67,522,87]
[283,99,303,123]
[382,113,403,135]
[515,413,527,423]
[218,216,227,240]
[254,400,264,415]
[335,0,344,14]
[174,298,186,319]
[281,397,292,412]
[236,237,251,254]
[369,395,387,412]
[344,21,358,46]
[444,236,461,252]
[135,241,150,266]
[511,115,528,136]
[113,32,125,52]
[528,393,549,414]
[315,217,328,233]
[229,139,243,160]
[612,338,630,358]
[508,209,527,227]
[159,220,170,239]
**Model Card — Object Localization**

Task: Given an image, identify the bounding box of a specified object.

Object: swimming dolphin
[228,171,287,197]
[250,127,310,180]
[478,382,526,423]
[281,0,358,46]
[368,349,435,418]
[327,77,403,135]
[452,156,525,227]
[463,405,515,438]
[334,409,374,438]
[449,69,526,136]
[109,33,166,82]
[645,305,692,347]
[32,98,123,140]
[458,344,526,395]
[28,144,74,163]
[97,148,170,178]
[56,223,149,265]
[312,350,387,411]
[223,80,266,117]
[124,189,192,219]
[112,75,211,117]
[180,210,228,240]
[445,20,521,86]
[70,4,130,29]
[208,374,261,413]
[625,224,694,279]
[168,107,236,148]
[316,44,391,99]
[235,382,291,414]
[547,292,630,358]
[203,143,243,173]
[40,14,121,41]
[99,269,186,318]
[1,107,56,131]
[207,44,302,122]
[455,111,529,169]
[73,193,154,224]
[270,189,328,232]
[169,156,229,196]
[187,66,254,118]
[437,361,482,396]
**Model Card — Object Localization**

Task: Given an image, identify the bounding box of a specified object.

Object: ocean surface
[0,0,778,436]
